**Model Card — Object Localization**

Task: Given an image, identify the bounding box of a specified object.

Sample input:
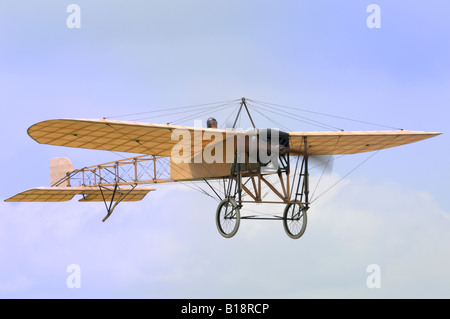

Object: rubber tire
[216,198,240,238]
[283,202,307,239]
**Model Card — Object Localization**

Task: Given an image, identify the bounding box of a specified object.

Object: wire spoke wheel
[216,198,240,238]
[283,202,307,239]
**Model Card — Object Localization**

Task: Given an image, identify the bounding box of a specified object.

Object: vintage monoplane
[5,98,441,239]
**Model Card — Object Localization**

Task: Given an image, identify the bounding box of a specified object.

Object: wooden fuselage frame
[55,134,311,208]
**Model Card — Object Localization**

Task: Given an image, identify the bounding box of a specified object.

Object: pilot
[207,117,218,128]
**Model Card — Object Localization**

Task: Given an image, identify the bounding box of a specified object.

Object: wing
[288,130,441,155]
[28,118,231,156]
[28,118,440,156]
[5,186,155,202]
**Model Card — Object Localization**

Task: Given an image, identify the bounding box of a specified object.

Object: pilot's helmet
[207,117,217,128]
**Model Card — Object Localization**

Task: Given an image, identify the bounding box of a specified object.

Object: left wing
[28,119,230,156]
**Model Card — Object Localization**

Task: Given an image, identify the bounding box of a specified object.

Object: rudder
[50,157,74,187]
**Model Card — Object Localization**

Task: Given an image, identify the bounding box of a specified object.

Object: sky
[0,1,449,299]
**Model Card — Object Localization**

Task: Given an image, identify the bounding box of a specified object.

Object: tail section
[50,157,74,187]
[5,157,155,203]
[5,156,156,221]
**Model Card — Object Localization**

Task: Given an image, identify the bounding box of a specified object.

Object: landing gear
[283,201,308,239]
[216,198,240,238]
[214,134,311,239]
[213,101,311,239]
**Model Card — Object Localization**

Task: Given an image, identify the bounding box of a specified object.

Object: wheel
[216,198,240,238]
[283,202,307,239]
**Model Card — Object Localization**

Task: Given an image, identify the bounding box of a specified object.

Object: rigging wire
[169,101,238,125]
[309,151,380,204]
[103,99,240,120]
[130,104,227,122]
[248,98,403,130]
[95,97,403,209]
[246,100,343,131]
[244,98,406,207]
[309,139,340,201]
[309,133,401,203]
[219,104,242,129]
[246,104,293,132]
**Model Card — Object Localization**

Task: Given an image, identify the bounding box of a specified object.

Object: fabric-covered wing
[288,130,441,155]
[28,119,440,157]
[5,186,155,202]
[28,119,229,156]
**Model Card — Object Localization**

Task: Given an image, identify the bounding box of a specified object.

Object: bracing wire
[248,98,403,131]
[169,101,238,125]
[103,99,240,120]
[96,97,403,207]
[246,104,293,132]
[309,151,380,204]
[247,100,342,131]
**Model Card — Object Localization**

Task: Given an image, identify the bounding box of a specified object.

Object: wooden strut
[100,183,137,222]
[225,131,310,214]
[227,100,303,207]
[57,154,171,189]
[230,154,302,205]
[50,155,164,222]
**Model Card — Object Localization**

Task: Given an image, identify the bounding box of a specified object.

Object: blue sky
[1,1,449,298]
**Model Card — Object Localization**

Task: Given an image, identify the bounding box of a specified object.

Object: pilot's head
[207,117,218,128]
